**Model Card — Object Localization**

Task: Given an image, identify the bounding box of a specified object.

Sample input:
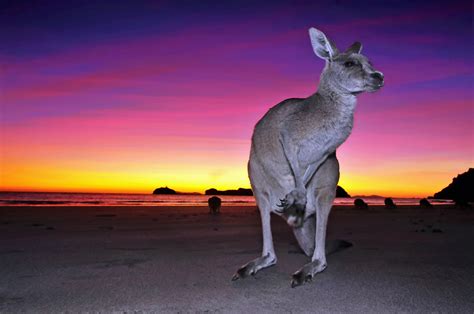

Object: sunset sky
[0,0,472,197]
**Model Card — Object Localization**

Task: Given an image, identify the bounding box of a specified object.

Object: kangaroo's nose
[370,71,384,81]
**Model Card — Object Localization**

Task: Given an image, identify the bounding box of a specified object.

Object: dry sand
[0,205,473,313]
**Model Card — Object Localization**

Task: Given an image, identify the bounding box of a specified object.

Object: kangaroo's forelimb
[278,129,332,214]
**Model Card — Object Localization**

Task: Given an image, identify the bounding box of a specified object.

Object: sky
[0,0,472,197]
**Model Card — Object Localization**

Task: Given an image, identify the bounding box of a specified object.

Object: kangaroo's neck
[316,76,357,114]
[310,75,358,148]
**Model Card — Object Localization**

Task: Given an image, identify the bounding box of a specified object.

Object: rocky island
[152,187,177,195]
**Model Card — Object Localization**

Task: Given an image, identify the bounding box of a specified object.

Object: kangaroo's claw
[276,189,307,213]
[277,199,288,208]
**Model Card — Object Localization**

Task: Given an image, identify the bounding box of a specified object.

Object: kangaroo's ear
[309,27,338,61]
[345,42,363,54]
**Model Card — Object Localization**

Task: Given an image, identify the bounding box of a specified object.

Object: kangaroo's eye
[344,61,355,67]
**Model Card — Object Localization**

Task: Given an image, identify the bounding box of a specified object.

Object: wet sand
[0,205,473,313]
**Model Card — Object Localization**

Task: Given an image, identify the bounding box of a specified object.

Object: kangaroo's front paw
[291,260,327,288]
[277,189,307,211]
[231,254,276,281]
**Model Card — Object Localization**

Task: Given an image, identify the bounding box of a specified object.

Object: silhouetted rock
[208,196,221,215]
[419,198,433,208]
[336,186,350,198]
[205,188,253,196]
[354,198,369,209]
[433,168,473,202]
[384,197,397,209]
[152,187,177,195]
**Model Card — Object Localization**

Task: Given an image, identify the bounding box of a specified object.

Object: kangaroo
[232,27,384,287]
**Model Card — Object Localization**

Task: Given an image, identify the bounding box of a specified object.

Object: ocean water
[0,192,452,206]
[0,192,254,206]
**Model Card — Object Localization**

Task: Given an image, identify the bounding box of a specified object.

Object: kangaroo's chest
[297,112,354,164]
[328,115,354,147]
[314,112,353,147]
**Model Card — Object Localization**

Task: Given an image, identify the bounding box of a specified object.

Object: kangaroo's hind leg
[291,154,339,287]
[232,192,277,280]
[232,163,278,281]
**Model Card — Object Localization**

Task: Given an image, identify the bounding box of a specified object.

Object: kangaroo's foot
[231,253,277,281]
[291,259,327,288]
[277,188,307,212]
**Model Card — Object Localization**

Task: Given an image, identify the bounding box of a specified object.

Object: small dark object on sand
[419,198,433,208]
[354,198,369,209]
[384,197,397,209]
[208,196,221,215]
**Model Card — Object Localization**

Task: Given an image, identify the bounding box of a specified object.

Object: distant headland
[336,186,350,198]
[205,188,253,196]
[152,185,351,197]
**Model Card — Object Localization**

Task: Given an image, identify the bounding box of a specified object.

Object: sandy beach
[0,205,473,313]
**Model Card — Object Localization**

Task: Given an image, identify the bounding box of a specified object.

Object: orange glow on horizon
[2,140,470,198]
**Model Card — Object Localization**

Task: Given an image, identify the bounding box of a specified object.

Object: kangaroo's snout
[370,71,384,81]
[369,71,384,90]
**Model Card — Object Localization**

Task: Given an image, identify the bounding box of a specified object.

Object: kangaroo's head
[309,27,384,95]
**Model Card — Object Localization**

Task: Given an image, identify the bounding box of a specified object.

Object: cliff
[432,168,473,201]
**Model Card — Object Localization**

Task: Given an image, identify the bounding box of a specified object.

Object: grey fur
[232,27,383,287]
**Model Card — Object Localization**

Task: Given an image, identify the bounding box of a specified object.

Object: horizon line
[0,189,436,199]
